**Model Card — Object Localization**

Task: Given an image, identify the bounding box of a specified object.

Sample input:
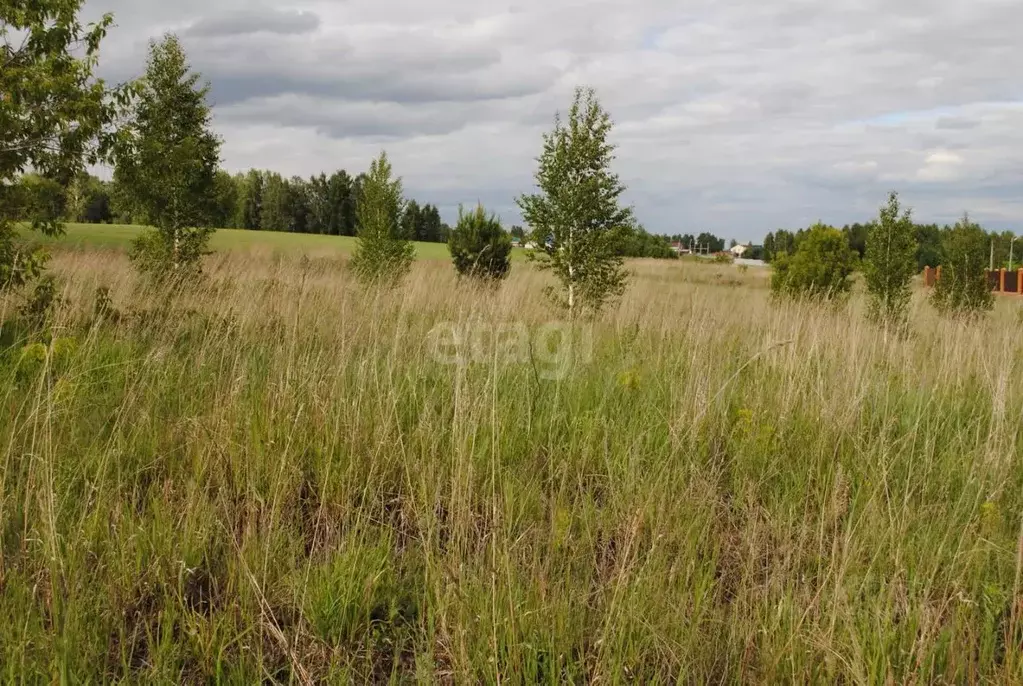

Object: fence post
[923,266,932,287]
[1018,268,1023,294]
[936,266,942,283]
[1000,268,1007,293]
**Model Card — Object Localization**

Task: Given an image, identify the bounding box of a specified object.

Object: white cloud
[916,151,964,182]
[84,0,1023,239]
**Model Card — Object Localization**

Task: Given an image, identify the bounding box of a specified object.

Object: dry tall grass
[1,249,1021,682]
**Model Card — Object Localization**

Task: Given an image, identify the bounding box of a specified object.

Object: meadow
[1,241,1022,683]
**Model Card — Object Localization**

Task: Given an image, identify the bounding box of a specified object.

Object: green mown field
[20,222,462,260]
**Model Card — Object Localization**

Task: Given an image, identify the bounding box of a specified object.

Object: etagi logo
[427,321,593,380]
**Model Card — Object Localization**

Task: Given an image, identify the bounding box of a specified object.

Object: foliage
[209,170,238,229]
[211,167,445,240]
[678,233,695,251]
[771,219,946,272]
[238,169,263,230]
[128,224,211,277]
[863,192,918,330]
[764,229,801,263]
[620,225,677,259]
[517,87,632,315]
[447,204,512,281]
[763,232,776,261]
[260,172,291,232]
[414,203,444,243]
[308,171,357,235]
[351,152,414,285]
[988,230,1020,270]
[18,275,63,328]
[11,174,67,222]
[0,0,123,289]
[915,223,944,270]
[770,223,855,299]
[695,232,726,253]
[842,222,870,260]
[931,213,994,316]
[114,34,220,277]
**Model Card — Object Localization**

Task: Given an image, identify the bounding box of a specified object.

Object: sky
[82,0,1023,241]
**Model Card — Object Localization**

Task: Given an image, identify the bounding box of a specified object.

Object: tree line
[764,222,1016,271]
[11,168,452,242]
[770,193,996,324]
[13,168,680,258]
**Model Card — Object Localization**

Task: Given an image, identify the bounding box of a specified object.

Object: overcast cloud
[83,0,1023,239]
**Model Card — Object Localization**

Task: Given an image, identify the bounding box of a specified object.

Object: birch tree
[114,34,220,277]
[517,87,632,315]
[931,213,993,317]
[864,191,918,332]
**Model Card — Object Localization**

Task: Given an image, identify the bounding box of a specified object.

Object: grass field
[20,223,462,260]
[1,245,1022,682]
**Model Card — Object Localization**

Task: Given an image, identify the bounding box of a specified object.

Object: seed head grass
[0,250,1021,682]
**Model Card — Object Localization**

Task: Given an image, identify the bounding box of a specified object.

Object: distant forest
[764,222,1019,271]
[20,171,1016,269]
[23,170,683,259]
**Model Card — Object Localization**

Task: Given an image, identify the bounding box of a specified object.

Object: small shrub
[864,192,917,331]
[932,213,994,317]
[351,152,415,286]
[448,204,512,282]
[129,229,211,280]
[771,223,855,300]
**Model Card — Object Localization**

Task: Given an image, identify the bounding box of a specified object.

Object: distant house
[729,243,750,257]
[670,241,693,255]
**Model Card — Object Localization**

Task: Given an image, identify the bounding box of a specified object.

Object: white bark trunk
[568,225,575,316]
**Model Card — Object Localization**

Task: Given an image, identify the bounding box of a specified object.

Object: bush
[864,192,917,330]
[448,204,512,281]
[128,228,211,280]
[351,152,414,285]
[931,214,993,317]
[771,223,855,299]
